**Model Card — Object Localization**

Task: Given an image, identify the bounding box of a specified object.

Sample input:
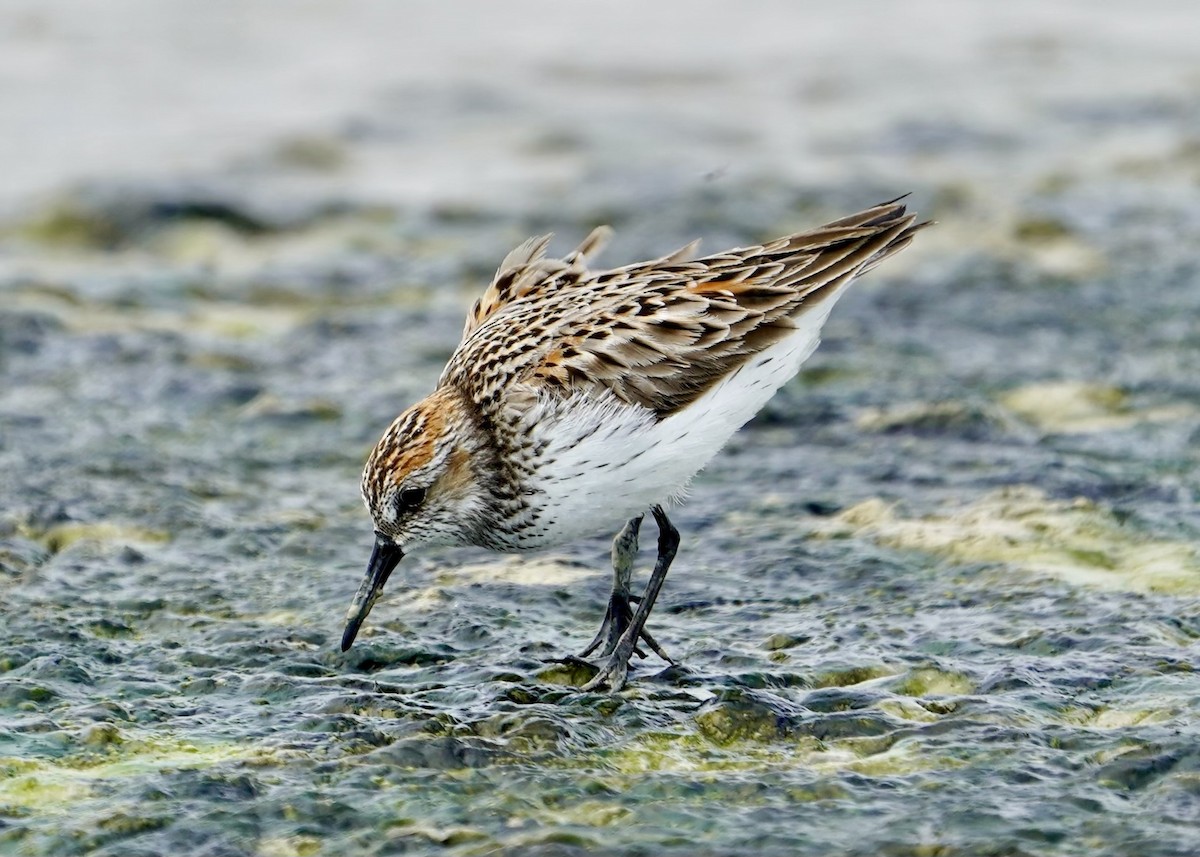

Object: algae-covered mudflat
[2,2,1199,855]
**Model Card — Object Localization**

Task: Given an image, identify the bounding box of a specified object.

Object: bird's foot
[578,591,671,663]
[574,505,679,692]
[575,602,674,693]
[581,632,641,692]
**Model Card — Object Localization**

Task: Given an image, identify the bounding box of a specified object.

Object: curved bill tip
[340,536,404,651]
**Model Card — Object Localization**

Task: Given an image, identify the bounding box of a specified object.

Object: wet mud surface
[2,2,1200,855]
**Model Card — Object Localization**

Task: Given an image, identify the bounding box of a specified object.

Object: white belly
[522,296,841,545]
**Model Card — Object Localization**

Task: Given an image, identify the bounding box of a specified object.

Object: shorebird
[343,198,926,690]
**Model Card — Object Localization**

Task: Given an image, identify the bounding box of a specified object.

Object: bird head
[341,387,489,651]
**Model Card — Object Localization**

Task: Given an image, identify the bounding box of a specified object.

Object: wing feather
[444,199,929,419]
[462,227,613,339]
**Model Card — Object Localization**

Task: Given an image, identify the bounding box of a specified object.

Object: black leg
[578,515,641,658]
[583,505,679,692]
[577,515,672,663]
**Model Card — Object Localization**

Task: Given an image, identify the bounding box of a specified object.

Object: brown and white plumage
[447,198,921,418]
[343,199,927,683]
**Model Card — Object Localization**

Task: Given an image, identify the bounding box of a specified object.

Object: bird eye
[398,486,426,508]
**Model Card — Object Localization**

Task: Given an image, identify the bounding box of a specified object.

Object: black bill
[340,536,404,651]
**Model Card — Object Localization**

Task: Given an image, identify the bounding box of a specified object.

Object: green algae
[855,400,1009,438]
[762,632,809,651]
[811,739,963,778]
[1013,216,1074,243]
[24,522,171,554]
[998,381,1195,434]
[596,718,965,781]
[12,199,124,249]
[272,135,349,173]
[535,660,597,688]
[694,702,796,747]
[875,699,945,723]
[892,667,974,698]
[0,739,276,815]
[602,731,814,773]
[814,487,1200,595]
[812,664,900,689]
[1064,705,1178,729]
[237,393,344,421]
[258,834,330,857]
[95,809,171,836]
[471,713,571,752]
[80,724,124,748]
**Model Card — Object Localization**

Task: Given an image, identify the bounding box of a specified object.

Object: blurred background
[2,2,1199,856]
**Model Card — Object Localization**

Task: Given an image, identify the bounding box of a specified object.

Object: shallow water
[2,2,1200,855]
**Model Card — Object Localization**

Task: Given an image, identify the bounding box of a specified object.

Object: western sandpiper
[343,198,926,690]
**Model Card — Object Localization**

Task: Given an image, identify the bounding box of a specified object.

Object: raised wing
[445,199,926,419]
[461,226,612,341]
